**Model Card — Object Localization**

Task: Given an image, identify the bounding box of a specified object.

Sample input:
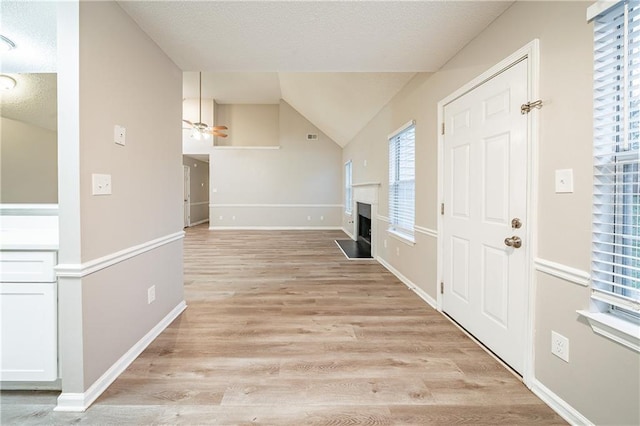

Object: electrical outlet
[396,247,400,256]
[320,215,324,221]
[551,331,569,362]
[147,285,156,304]
[307,216,311,221]
[384,239,387,248]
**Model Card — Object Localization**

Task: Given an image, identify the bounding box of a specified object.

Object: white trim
[587,0,621,22]
[529,379,594,426]
[209,226,343,231]
[210,204,343,208]
[0,204,58,216]
[55,231,184,278]
[414,225,438,238]
[212,146,280,150]
[54,301,187,412]
[342,227,355,240]
[188,218,209,226]
[388,120,416,140]
[577,310,640,353]
[534,258,591,287]
[387,229,416,246]
[190,201,208,207]
[377,256,437,309]
[436,40,540,386]
[377,215,390,222]
[352,182,381,187]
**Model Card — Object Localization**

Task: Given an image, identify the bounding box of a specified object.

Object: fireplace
[357,202,372,246]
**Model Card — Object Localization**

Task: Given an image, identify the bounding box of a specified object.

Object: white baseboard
[54,300,187,412]
[208,226,342,231]
[376,256,437,309]
[188,218,209,227]
[529,378,593,425]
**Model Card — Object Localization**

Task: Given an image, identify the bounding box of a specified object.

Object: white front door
[442,58,528,374]
[183,165,190,228]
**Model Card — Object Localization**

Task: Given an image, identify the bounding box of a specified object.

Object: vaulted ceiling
[120,1,514,147]
[2,1,515,146]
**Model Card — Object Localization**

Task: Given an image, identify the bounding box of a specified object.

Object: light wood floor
[1,226,565,425]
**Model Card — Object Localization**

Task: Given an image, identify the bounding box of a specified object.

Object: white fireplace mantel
[351,182,381,258]
[352,182,381,206]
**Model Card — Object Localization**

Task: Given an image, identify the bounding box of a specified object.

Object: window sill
[577,310,640,353]
[387,229,415,246]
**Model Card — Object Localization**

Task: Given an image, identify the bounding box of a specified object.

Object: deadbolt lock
[504,236,522,249]
[511,218,522,229]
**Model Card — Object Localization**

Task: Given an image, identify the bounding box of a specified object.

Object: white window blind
[592,0,640,315]
[345,160,353,214]
[388,121,415,239]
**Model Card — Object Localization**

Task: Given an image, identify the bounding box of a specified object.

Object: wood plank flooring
[1,226,566,425]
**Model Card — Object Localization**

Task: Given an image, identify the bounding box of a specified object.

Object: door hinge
[440,281,444,294]
[440,203,444,215]
[441,122,445,135]
[520,99,543,114]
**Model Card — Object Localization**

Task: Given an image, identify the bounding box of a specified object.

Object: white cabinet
[0,251,58,382]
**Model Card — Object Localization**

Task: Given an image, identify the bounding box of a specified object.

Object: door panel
[443,58,528,374]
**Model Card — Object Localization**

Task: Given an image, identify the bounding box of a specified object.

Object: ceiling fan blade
[182,119,194,126]
[212,132,228,138]
[211,125,228,130]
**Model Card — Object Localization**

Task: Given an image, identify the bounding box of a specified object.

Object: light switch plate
[92,174,112,195]
[555,169,574,193]
[114,125,126,146]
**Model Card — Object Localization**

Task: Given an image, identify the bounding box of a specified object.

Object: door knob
[504,236,522,248]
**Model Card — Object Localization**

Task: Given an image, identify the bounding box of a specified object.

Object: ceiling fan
[183,72,228,139]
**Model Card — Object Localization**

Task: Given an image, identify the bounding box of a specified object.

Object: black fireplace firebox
[357,202,372,245]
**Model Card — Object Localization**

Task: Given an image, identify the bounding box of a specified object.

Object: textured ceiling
[0,1,57,73]
[119,1,513,72]
[0,2,515,149]
[127,1,513,147]
[0,73,57,131]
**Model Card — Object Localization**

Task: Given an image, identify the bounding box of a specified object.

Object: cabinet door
[0,283,57,381]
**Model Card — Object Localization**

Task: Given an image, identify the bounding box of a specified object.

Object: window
[345,160,353,214]
[388,121,416,240]
[592,0,640,319]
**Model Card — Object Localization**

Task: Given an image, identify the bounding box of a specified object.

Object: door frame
[436,40,540,386]
[183,165,191,228]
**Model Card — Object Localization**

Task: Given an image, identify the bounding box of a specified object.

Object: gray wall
[184,100,343,229]
[183,155,209,225]
[0,117,57,203]
[57,1,184,392]
[215,104,279,147]
[343,2,638,424]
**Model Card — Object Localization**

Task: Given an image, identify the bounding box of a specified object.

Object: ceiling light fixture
[0,35,16,52]
[0,75,17,90]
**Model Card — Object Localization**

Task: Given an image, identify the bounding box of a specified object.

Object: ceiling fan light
[0,35,16,52]
[0,75,17,90]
